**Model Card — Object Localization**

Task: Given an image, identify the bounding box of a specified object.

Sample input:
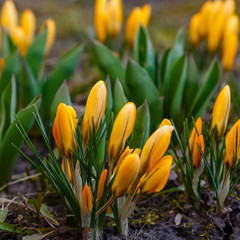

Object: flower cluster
[189,0,239,71]
[1,0,56,57]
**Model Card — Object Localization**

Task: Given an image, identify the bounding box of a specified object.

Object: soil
[1,146,240,240]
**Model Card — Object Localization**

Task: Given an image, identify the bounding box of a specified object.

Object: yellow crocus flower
[140,155,173,195]
[40,18,56,57]
[106,0,122,38]
[222,33,238,72]
[223,0,235,18]
[125,4,151,48]
[139,155,173,194]
[139,125,174,176]
[81,80,107,148]
[94,0,122,42]
[192,135,204,168]
[159,118,172,128]
[189,13,201,46]
[211,85,231,137]
[97,169,108,200]
[207,12,225,52]
[224,14,239,36]
[1,0,18,34]
[224,119,240,168]
[11,26,28,56]
[189,117,202,152]
[199,1,213,39]
[20,9,36,45]
[82,185,93,215]
[111,153,140,197]
[53,103,78,158]
[113,146,141,175]
[108,102,136,163]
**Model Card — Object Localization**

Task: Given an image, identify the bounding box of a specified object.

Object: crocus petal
[82,80,107,148]
[224,119,240,168]
[20,9,36,45]
[40,18,56,57]
[111,153,140,197]
[139,125,174,176]
[192,135,204,168]
[97,169,108,200]
[1,0,18,34]
[189,117,202,152]
[53,103,78,158]
[140,155,173,195]
[211,85,231,137]
[108,102,136,163]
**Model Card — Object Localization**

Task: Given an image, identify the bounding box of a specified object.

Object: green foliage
[0,90,41,186]
[93,28,221,131]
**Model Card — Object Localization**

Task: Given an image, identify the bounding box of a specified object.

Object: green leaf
[0,95,41,186]
[166,55,188,120]
[25,30,47,78]
[113,78,127,116]
[131,100,150,148]
[189,60,221,118]
[1,29,15,58]
[43,43,83,118]
[50,80,72,121]
[125,59,159,106]
[183,55,199,111]
[0,208,8,223]
[133,26,155,80]
[163,29,184,90]
[0,76,17,142]
[105,76,113,115]
[158,47,171,93]
[0,50,19,97]
[93,40,128,94]
[20,60,39,105]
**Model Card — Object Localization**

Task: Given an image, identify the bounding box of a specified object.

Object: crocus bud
[189,117,202,152]
[189,13,201,46]
[125,4,151,48]
[94,0,107,43]
[20,9,36,45]
[111,153,140,197]
[53,103,78,158]
[192,135,204,168]
[211,85,231,137]
[139,125,174,176]
[140,155,173,195]
[113,147,141,175]
[108,102,136,163]
[223,0,235,18]
[207,13,224,52]
[97,169,108,200]
[224,14,239,36]
[199,1,213,39]
[222,33,238,72]
[224,120,240,169]
[40,18,56,57]
[82,80,107,148]
[11,26,28,56]
[106,0,122,38]
[82,185,92,215]
[1,0,18,34]
[159,118,172,128]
